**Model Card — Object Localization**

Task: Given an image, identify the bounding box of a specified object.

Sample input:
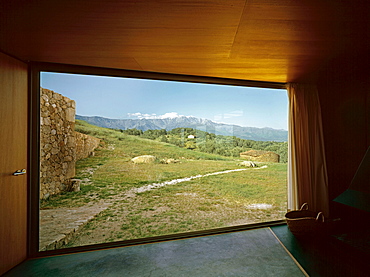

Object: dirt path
[40,202,110,251]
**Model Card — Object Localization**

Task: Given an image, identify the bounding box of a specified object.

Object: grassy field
[41,120,287,247]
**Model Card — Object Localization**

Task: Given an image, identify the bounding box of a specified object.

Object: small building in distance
[240,150,280,163]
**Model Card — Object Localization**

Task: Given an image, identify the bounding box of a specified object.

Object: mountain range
[76,115,288,142]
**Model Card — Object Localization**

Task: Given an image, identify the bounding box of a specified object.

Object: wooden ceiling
[0,0,368,83]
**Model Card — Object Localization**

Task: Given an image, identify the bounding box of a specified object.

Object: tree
[158,135,168,143]
[185,139,196,150]
[123,128,143,136]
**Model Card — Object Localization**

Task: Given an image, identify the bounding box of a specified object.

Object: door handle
[13,169,26,176]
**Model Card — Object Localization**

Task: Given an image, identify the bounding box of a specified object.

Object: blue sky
[41,72,288,130]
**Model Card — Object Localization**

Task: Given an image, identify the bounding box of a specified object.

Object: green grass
[41,120,287,248]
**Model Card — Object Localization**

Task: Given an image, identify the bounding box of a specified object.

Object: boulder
[66,179,81,192]
[161,158,179,164]
[238,161,257,167]
[131,155,156,164]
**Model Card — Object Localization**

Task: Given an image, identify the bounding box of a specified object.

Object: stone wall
[75,132,101,160]
[240,150,280,163]
[40,88,100,199]
[40,88,76,199]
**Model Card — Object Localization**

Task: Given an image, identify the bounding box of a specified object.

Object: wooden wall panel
[318,58,370,217]
[0,52,28,275]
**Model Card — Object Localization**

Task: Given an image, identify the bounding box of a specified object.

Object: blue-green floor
[271,225,370,277]
[5,227,307,277]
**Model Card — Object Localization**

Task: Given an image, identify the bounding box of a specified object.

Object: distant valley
[76,115,288,142]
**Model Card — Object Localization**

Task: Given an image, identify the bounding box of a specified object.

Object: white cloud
[127,112,190,119]
[213,110,244,123]
[158,112,181,119]
[127,112,156,119]
[223,110,243,119]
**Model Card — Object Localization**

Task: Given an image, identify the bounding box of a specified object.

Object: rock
[64,155,73,162]
[41,94,49,102]
[70,100,76,109]
[52,92,62,100]
[131,155,156,164]
[67,136,76,147]
[67,179,81,192]
[65,108,75,122]
[161,158,179,164]
[51,147,59,155]
[238,161,257,167]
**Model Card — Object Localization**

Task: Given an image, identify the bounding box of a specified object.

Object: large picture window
[33,66,288,252]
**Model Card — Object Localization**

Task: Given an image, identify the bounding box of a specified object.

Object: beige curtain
[287,83,329,216]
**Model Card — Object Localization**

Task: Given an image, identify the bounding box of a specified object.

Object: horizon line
[76,114,288,132]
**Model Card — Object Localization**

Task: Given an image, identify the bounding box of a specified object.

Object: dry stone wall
[40,88,76,199]
[75,132,101,160]
[240,150,280,163]
[40,88,100,199]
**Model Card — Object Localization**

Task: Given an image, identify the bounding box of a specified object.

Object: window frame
[29,62,287,257]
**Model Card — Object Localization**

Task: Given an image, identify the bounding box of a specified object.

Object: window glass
[39,72,288,250]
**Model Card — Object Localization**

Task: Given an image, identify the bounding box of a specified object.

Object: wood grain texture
[0,52,28,275]
[0,0,367,82]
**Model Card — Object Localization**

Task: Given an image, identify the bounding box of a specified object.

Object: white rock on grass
[131,155,156,164]
[238,161,257,167]
[247,203,273,209]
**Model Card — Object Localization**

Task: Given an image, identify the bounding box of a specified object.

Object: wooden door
[0,52,28,275]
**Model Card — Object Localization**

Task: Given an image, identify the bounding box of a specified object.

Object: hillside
[75,120,288,162]
[42,119,288,247]
[74,119,234,162]
[76,115,288,142]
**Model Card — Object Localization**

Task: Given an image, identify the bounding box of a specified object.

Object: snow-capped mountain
[76,115,288,142]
